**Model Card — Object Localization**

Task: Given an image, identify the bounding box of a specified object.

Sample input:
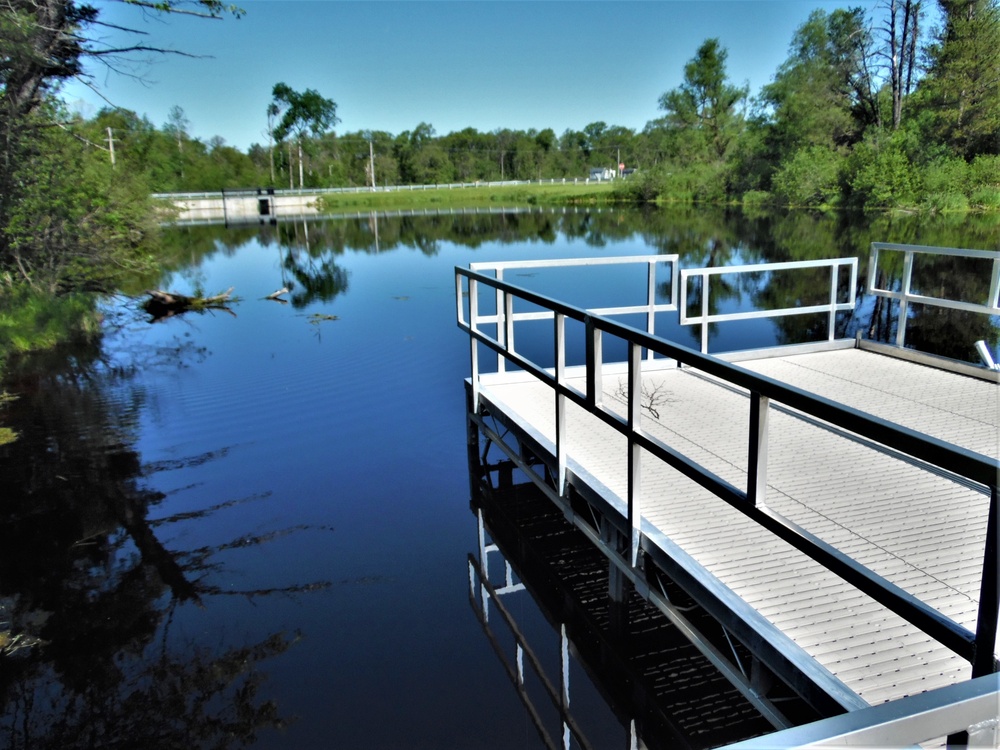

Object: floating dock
[457,246,1000,747]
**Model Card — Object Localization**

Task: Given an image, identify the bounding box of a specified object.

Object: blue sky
[63,1,880,151]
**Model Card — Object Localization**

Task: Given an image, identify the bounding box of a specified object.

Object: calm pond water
[0,206,997,748]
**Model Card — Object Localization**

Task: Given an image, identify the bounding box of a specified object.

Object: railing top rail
[470,255,678,272]
[871,242,1000,261]
[456,266,997,488]
[682,257,857,276]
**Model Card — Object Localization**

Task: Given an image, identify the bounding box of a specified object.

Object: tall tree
[920,0,1000,157]
[658,38,748,161]
[762,8,877,155]
[270,83,339,188]
[878,0,923,129]
[164,104,190,179]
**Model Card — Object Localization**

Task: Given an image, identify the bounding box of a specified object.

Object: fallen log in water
[143,287,236,321]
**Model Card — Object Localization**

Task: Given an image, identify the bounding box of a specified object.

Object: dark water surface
[1,207,997,748]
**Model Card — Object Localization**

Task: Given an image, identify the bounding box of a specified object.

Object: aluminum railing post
[495,269,506,373]
[972,486,999,678]
[748,392,770,506]
[701,272,710,354]
[628,342,642,567]
[828,264,838,340]
[989,257,1000,310]
[555,313,567,496]
[504,290,515,366]
[897,252,914,348]
[646,259,656,360]
[586,317,603,408]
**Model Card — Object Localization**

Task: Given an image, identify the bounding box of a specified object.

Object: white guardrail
[468,255,857,360]
[151,177,606,201]
[868,242,1000,348]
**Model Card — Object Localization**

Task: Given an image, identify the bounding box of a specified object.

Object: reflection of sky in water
[6,212,998,747]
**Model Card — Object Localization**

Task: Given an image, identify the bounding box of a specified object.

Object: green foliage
[919,156,970,211]
[964,154,1000,208]
[771,145,845,207]
[658,38,748,163]
[1,105,160,293]
[846,132,918,210]
[968,154,1000,192]
[742,190,774,217]
[918,0,1000,160]
[0,288,100,361]
[761,8,874,160]
[610,170,662,204]
[270,83,339,142]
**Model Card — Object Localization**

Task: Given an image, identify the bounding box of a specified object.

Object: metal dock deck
[457,245,1000,746]
[476,347,995,706]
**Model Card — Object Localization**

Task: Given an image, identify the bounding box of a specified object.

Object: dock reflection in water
[466,439,822,750]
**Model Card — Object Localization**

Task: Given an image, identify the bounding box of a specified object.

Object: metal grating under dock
[475,347,999,709]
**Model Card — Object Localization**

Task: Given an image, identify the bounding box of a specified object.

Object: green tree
[658,38,748,161]
[270,83,339,188]
[0,0,241,293]
[761,9,876,159]
[919,0,1000,158]
[771,144,845,207]
[164,104,190,177]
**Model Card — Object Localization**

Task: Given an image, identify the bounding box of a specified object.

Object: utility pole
[369,139,376,191]
[107,127,116,169]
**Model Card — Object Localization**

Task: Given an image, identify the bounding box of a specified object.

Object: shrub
[771,145,843,207]
[846,133,917,210]
[740,190,773,213]
[969,188,1000,210]
[918,157,969,210]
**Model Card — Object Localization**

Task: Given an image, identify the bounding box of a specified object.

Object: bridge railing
[455,261,999,685]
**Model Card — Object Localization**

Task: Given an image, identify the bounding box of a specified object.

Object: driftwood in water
[264,287,289,303]
[143,287,236,321]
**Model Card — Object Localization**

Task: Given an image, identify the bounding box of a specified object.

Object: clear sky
[62,0,882,151]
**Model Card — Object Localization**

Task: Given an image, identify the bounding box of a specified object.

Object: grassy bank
[316,181,617,212]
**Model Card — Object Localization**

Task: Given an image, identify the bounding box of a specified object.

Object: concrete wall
[168,194,319,223]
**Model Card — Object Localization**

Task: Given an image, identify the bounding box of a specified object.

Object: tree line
[0,0,998,298]
[72,0,1000,216]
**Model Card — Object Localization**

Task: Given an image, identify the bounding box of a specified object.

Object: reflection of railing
[455,263,998,685]
[468,509,592,750]
[681,259,857,354]
[867,242,1000,348]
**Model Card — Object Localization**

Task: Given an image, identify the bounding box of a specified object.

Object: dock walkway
[475,346,997,709]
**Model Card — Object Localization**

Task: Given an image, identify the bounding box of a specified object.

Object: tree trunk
[298,139,304,188]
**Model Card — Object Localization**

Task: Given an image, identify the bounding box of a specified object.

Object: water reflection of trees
[155,207,998,357]
[0,332,329,748]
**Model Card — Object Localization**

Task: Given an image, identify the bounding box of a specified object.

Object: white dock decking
[476,347,999,709]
